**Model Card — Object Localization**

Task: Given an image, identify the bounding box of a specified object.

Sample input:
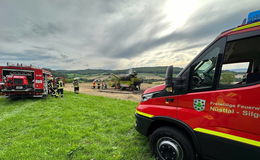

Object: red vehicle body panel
[143,84,165,94]
[0,65,52,97]
[177,84,260,140]
[5,75,29,87]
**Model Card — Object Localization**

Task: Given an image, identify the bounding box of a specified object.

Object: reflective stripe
[135,110,154,118]
[194,128,260,147]
[232,22,260,31]
[58,81,64,89]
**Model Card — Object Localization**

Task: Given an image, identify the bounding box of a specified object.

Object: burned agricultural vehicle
[109,70,143,91]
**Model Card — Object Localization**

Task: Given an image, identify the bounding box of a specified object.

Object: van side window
[190,38,226,90]
[219,62,249,86]
[218,36,260,88]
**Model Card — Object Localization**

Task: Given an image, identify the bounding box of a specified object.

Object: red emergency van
[135,11,260,160]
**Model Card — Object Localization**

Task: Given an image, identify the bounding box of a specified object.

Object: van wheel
[150,127,195,160]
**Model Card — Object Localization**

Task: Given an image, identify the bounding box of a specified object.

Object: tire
[9,96,20,100]
[150,127,195,160]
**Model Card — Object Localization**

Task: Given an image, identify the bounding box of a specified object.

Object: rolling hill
[45,66,183,83]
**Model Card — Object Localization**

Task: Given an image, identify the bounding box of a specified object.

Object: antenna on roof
[242,18,247,25]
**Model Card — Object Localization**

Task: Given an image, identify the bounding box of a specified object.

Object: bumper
[135,113,154,136]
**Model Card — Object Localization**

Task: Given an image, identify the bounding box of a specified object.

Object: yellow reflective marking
[194,128,260,147]
[232,22,260,31]
[135,110,154,118]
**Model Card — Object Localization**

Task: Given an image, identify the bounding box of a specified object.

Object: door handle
[165,98,174,102]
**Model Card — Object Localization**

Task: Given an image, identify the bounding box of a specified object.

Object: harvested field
[64,82,162,102]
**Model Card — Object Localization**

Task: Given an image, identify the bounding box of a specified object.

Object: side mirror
[165,65,188,93]
[165,66,173,91]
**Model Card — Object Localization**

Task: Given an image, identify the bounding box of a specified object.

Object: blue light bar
[247,10,260,24]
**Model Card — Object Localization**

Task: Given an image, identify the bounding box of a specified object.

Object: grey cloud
[0,0,259,69]
[155,43,208,56]
[32,46,55,51]
[31,23,64,36]
[97,14,168,56]
[107,2,259,59]
[0,49,76,70]
[21,22,66,38]
[1,34,21,43]
[60,54,68,59]
[0,50,54,61]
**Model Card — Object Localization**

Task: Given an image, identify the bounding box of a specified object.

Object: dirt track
[64,82,157,102]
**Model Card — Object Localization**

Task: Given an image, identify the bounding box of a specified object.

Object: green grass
[0,92,153,160]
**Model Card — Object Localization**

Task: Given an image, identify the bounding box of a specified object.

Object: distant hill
[229,68,247,73]
[45,66,183,83]
[54,66,182,76]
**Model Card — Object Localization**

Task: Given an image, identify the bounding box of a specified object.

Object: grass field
[0,92,153,160]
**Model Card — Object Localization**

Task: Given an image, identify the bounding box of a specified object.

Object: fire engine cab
[0,63,52,98]
[135,11,260,160]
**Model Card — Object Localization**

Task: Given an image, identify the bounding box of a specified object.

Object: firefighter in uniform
[101,80,107,89]
[48,78,56,96]
[101,80,105,89]
[97,80,101,89]
[92,80,96,89]
[73,78,79,94]
[56,78,64,97]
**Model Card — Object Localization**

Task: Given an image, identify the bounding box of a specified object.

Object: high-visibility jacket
[48,81,53,88]
[57,80,64,89]
[73,81,79,87]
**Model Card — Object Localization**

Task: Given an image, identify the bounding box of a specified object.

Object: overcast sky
[0,0,259,70]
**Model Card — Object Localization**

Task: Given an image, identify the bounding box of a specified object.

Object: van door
[178,35,260,159]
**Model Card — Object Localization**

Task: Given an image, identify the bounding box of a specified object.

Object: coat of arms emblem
[193,99,206,111]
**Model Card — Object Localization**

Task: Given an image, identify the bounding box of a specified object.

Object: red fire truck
[135,11,260,160]
[0,64,52,98]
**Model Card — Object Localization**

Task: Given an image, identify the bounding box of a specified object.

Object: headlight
[141,92,160,102]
